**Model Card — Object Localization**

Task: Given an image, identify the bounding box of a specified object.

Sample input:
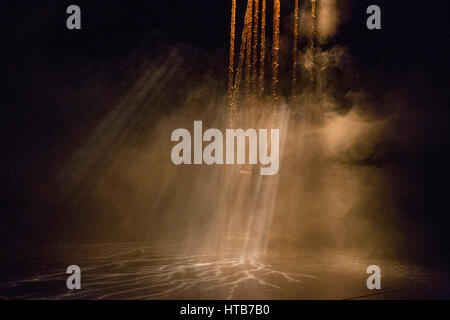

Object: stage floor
[1,243,449,300]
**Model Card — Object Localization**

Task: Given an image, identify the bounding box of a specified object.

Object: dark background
[1,1,449,264]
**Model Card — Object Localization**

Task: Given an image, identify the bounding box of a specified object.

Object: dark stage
[1,1,449,301]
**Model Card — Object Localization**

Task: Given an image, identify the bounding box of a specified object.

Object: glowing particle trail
[292,0,299,96]
[245,0,254,96]
[233,0,253,108]
[228,0,236,107]
[310,0,316,80]
[259,0,266,97]
[271,0,280,101]
[311,0,316,50]
[251,0,259,93]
